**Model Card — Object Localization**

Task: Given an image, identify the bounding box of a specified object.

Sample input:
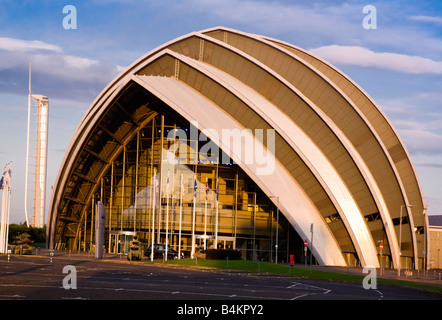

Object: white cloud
[309,45,442,74]
[0,37,125,100]
[0,37,62,53]
[415,162,442,169]
[378,95,442,156]
[187,0,360,39]
[399,129,442,156]
[409,15,442,25]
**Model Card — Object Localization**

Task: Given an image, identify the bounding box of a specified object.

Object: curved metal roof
[48,27,427,268]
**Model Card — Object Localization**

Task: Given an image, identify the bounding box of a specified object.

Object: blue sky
[0,0,441,224]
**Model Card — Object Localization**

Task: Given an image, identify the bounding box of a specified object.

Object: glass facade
[77,114,306,263]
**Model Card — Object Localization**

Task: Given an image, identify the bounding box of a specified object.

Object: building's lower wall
[430,228,442,269]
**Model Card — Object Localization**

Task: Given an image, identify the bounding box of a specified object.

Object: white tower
[25,63,49,228]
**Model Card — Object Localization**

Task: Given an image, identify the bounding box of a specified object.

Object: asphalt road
[1,253,441,312]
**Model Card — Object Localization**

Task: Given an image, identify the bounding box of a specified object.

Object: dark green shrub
[8,224,46,244]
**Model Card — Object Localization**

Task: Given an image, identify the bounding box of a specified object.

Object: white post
[178,172,183,259]
[191,175,197,258]
[269,195,279,264]
[310,223,314,276]
[0,163,12,254]
[276,199,279,264]
[0,178,7,253]
[398,205,403,276]
[204,177,208,250]
[151,172,157,261]
[95,201,106,259]
[165,170,169,261]
[24,63,31,227]
[215,176,219,248]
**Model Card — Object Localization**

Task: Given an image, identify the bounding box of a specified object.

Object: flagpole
[24,62,31,227]
[215,168,219,248]
[204,177,208,250]
[0,167,6,253]
[0,163,11,254]
[7,163,12,253]
[157,115,164,244]
[178,172,183,259]
[0,173,6,253]
[171,166,175,249]
[151,171,156,261]
[5,168,11,254]
[191,174,197,259]
[165,170,169,261]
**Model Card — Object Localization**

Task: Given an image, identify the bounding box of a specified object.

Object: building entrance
[110,231,137,255]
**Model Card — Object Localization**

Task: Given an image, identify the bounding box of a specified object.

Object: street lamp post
[269,196,279,264]
[398,204,413,276]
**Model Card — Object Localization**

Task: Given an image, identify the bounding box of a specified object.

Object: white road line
[291,294,309,300]
[374,289,383,300]
[0,283,288,300]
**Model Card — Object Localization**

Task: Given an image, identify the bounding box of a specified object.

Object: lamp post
[269,196,279,264]
[398,204,413,276]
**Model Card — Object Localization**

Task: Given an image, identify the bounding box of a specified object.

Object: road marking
[291,294,309,300]
[374,289,383,300]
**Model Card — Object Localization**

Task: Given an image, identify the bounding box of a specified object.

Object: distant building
[429,215,442,269]
[47,27,428,269]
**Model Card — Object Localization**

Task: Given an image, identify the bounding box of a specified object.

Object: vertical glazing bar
[204,176,207,250]
[215,160,219,248]
[253,192,256,260]
[109,162,114,252]
[234,172,238,249]
[178,172,183,259]
[24,62,31,227]
[149,118,155,245]
[135,131,139,233]
[84,206,87,251]
[121,146,126,231]
[151,170,156,261]
[157,115,164,243]
[90,194,94,252]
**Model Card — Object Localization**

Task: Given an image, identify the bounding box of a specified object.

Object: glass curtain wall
[79,114,305,262]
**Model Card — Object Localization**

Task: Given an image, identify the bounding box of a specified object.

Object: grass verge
[142,258,442,294]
